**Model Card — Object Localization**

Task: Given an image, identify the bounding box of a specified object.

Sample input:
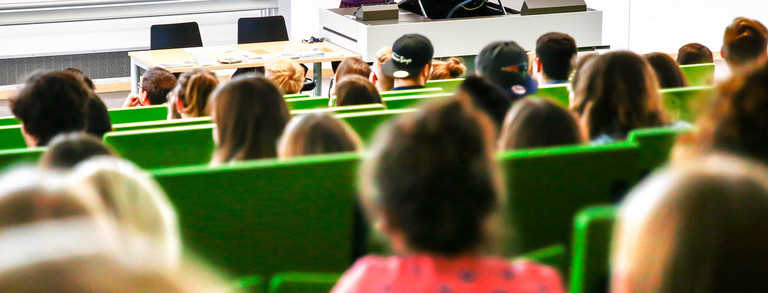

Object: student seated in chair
[383,34,434,91]
[722,17,768,74]
[499,98,583,151]
[677,43,714,65]
[265,58,304,95]
[278,113,362,158]
[644,52,688,89]
[369,46,394,92]
[168,68,218,119]
[429,57,466,80]
[476,41,538,100]
[123,67,177,108]
[335,75,383,107]
[535,32,577,85]
[10,71,90,147]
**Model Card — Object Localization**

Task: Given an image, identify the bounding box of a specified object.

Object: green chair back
[379,87,442,98]
[151,153,360,277]
[285,97,329,111]
[679,63,715,86]
[628,126,693,177]
[236,275,265,293]
[0,125,27,150]
[0,147,45,172]
[284,93,310,99]
[0,116,19,127]
[292,104,385,116]
[268,272,342,293]
[425,78,464,93]
[498,142,638,256]
[104,124,214,169]
[660,86,715,122]
[382,93,453,110]
[531,84,570,108]
[516,244,567,274]
[108,105,168,124]
[570,206,616,293]
[337,109,418,145]
[111,117,212,132]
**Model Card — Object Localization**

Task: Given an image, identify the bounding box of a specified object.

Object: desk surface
[128,41,360,73]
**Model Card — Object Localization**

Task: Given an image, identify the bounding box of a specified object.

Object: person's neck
[393,78,424,89]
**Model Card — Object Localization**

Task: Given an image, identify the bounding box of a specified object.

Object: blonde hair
[278,113,362,158]
[430,57,466,80]
[266,58,304,95]
[70,157,181,268]
[613,154,768,293]
[172,68,218,118]
[372,46,394,92]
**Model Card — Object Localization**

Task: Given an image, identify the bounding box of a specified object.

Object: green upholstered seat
[570,206,616,293]
[283,93,311,99]
[292,104,386,116]
[382,93,453,110]
[628,126,693,177]
[379,87,442,98]
[151,153,360,278]
[236,275,265,293]
[679,63,715,86]
[111,117,212,132]
[531,84,570,108]
[107,105,168,124]
[104,124,214,169]
[268,272,342,293]
[285,97,329,111]
[0,147,45,172]
[0,125,27,150]
[0,116,19,127]
[424,78,464,93]
[336,109,418,145]
[498,142,639,256]
[660,86,716,122]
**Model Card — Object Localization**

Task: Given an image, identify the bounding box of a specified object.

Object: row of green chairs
[236,272,341,293]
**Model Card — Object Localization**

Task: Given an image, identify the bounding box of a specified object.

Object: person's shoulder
[331,255,395,293]
[507,260,565,293]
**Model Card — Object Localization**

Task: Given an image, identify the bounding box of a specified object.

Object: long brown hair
[211,76,290,164]
[499,98,583,150]
[572,51,667,140]
[334,75,383,107]
[277,113,362,158]
[173,68,218,118]
[644,52,688,89]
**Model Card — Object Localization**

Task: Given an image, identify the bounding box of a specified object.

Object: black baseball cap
[383,34,434,79]
[476,41,537,97]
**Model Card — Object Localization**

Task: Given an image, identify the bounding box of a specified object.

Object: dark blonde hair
[429,57,466,80]
[499,98,583,150]
[572,51,666,140]
[334,75,383,107]
[613,154,768,293]
[723,17,768,68]
[265,58,304,95]
[211,76,290,163]
[278,113,362,158]
[173,68,218,118]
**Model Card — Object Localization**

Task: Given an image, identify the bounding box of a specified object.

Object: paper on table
[184,46,235,55]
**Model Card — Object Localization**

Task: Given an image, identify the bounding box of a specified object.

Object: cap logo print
[392,52,412,65]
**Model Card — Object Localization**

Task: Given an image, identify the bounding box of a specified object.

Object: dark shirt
[390,85,427,91]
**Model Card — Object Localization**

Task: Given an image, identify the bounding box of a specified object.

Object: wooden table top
[128,41,360,73]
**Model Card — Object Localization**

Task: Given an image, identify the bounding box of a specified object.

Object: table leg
[130,58,140,95]
[314,62,323,97]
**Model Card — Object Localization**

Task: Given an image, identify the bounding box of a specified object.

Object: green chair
[498,142,639,256]
[425,78,464,93]
[660,86,715,122]
[516,244,567,275]
[108,105,168,124]
[337,109,418,145]
[0,147,45,172]
[292,104,385,116]
[0,116,19,127]
[111,117,212,132]
[628,126,693,177]
[379,87,442,98]
[236,275,265,293]
[679,63,715,86]
[0,125,27,150]
[268,272,342,293]
[285,97,329,111]
[531,84,570,108]
[151,153,360,277]
[284,93,310,99]
[382,93,453,110]
[104,124,214,169]
[570,206,617,293]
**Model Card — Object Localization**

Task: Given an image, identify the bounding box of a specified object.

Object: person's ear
[536,57,543,73]
[369,71,378,84]
[139,90,149,106]
[175,96,184,113]
[721,46,727,59]
[20,124,38,147]
[422,63,431,80]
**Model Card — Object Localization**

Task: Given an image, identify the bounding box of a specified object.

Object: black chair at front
[150,22,203,50]
[235,16,316,92]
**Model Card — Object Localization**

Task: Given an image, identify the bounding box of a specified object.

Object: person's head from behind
[677,43,714,65]
[535,32,578,83]
[370,46,394,92]
[265,58,304,95]
[86,95,112,139]
[722,17,768,71]
[612,154,768,293]
[171,68,218,118]
[11,70,89,147]
[429,57,466,80]
[499,98,583,150]
[644,52,689,89]
[572,51,666,141]
[456,75,513,129]
[40,133,115,170]
[335,75,383,107]
[383,34,434,88]
[211,76,291,163]
[70,157,181,268]
[278,113,362,158]
[332,57,372,96]
[476,41,537,98]
[361,98,502,256]
[141,67,177,105]
[63,68,95,91]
